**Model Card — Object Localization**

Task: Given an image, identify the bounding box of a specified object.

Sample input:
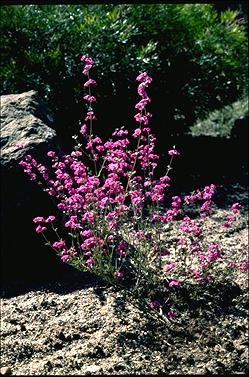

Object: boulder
[0,91,74,293]
[1,90,55,167]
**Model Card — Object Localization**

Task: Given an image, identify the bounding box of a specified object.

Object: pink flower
[226,215,235,222]
[192,270,200,277]
[201,263,208,270]
[82,65,91,74]
[240,260,249,272]
[114,271,124,279]
[33,216,45,223]
[86,257,94,266]
[136,72,148,82]
[45,215,55,223]
[134,113,143,123]
[80,124,87,135]
[35,225,47,233]
[81,237,97,250]
[132,128,142,138]
[207,252,221,262]
[160,175,171,183]
[136,72,152,84]
[81,229,93,238]
[163,262,176,272]
[85,111,96,122]
[228,261,237,269]
[83,95,96,102]
[199,254,206,261]
[61,254,70,262]
[119,250,127,257]
[177,237,186,246]
[168,149,180,156]
[231,202,243,214]
[148,300,160,309]
[168,280,181,288]
[208,243,218,251]
[117,241,128,251]
[47,151,56,157]
[52,240,66,249]
[81,56,94,64]
[84,79,96,87]
[222,221,231,228]
[135,98,150,111]
[16,143,25,149]
[167,309,177,318]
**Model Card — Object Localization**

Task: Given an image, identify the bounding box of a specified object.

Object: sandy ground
[1,184,248,376]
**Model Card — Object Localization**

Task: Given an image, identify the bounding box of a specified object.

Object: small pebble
[0,367,12,375]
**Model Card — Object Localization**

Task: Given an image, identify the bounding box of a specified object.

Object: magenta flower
[81,56,94,64]
[160,175,171,183]
[114,271,124,279]
[19,55,246,311]
[45,215,56,223]
[80,229,93,238]
[168,149,180,156]
[135,98,150,111]
[177,237,186,246]
[167,309,177,318]
[208,243,218,251]
[132,128,142,138]
[163,262,176,272]
[239,260,249,272]
[207,251,221,262]
[168,280,181,288]
[83,95,96,102]
[35,225,47,233]
[148,300,160,310]
[231,202,243,214]
[80,124,87,135]
[84,79,96,87]
[117,240,128,251]
[16,143,25,149]
[85,257,94,266]
[52,240,66,249]
[119,250,127,257]
[33,217,45,223]
[136,72,152,83]
[226,215,235,222]
[192,270,201,277]
[61,254,70,262]
[228,261,237,269]
[85,111,96,121]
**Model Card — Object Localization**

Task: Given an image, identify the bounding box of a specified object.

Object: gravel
[1,185,248,375]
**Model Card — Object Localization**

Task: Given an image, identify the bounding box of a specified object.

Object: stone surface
[0,90,72,288]
[1,90,55,167]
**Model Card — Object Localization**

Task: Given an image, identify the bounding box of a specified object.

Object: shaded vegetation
[191,97,248,137]
[0,4,248,142]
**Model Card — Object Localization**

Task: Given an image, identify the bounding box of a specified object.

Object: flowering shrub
[19,56,247,319]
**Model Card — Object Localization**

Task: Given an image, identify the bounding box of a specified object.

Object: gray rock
[0,90,72,291]
[1,90,56,168]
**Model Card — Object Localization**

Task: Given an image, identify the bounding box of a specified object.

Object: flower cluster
[19,55,247,320]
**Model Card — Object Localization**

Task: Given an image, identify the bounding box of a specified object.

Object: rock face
[0,91,73,292]
[1,90,55,167]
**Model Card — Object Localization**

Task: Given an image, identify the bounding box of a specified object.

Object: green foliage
[0,4,248,136]
[191,96,249,137]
